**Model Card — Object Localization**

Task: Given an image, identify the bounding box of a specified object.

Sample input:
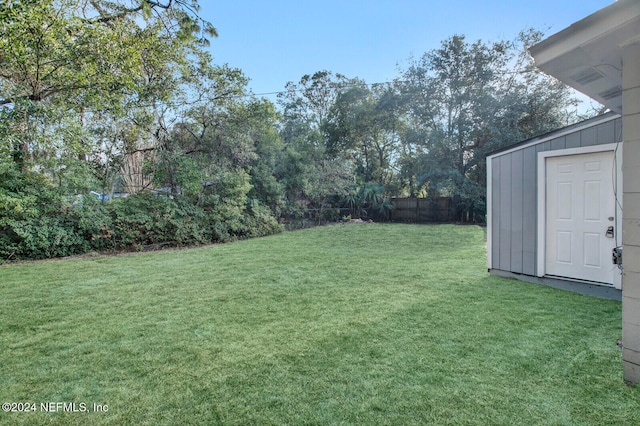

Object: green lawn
[0,224,638,425]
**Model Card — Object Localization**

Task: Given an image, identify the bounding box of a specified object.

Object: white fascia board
[529,0,640,67]
[486,114,619,161]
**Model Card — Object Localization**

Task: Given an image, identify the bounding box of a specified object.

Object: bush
[240,200,284,238]
[106,194,210,250]
[0,163,89,259]
[0,161,284,260]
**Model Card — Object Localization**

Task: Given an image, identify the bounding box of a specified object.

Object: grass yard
[0,224,638,425]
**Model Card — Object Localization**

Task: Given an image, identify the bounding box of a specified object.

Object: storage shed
[511,0,640,384]
[487,112,623,298]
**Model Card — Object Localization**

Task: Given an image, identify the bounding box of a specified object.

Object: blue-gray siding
[489,114,621,276]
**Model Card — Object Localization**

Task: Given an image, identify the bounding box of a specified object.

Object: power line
[247,80,401,100]
[236,69,534,100]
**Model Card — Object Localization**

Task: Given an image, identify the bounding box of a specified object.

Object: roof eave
[529,0,640,114]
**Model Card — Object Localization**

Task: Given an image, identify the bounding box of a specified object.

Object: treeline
[0,1,588,260]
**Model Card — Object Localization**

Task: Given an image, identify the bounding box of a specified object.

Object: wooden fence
[390,197,483,223]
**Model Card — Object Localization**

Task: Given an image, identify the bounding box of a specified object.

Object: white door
[546,151,617,284]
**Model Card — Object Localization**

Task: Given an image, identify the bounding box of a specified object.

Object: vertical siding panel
[510,150,524,273]
[537,141,551,154]
[491,157,501,267]
[499,155,512,271]
[598,120,615,144]
[550,136,566,151]
[566,132,581,149]
[615,117,623,143]
[581,126,598,146]
[522,146,537,275]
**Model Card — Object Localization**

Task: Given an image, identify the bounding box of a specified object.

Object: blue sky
[199,0,614,98]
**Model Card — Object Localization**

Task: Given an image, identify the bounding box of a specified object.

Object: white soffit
[529,0,640,114]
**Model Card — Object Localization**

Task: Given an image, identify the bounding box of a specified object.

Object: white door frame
[536,143,623,288]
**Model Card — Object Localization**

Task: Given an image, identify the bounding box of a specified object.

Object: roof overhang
[529,0,640,114]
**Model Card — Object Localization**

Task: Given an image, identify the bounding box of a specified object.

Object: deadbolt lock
[606,226,615,238]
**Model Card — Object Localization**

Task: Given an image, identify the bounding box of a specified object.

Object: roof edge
[529,0,640,63]
[486,111,620,159]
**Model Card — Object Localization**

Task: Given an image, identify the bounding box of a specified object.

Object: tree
[279,71,348,133]
[401,35,508,192]
[277,71,355,214]
[0,0,216,172]
[153,65,250,195]
[324,82,403,186]
[469,29,581,189]
[242,100,287,215]
[399,32,581,215]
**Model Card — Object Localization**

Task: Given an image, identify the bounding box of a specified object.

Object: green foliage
[197,169,251,242]
[245,101,287,216]
[241,200,285,238]
[324,82,401,186]
[0,161,90,259]
[341,182,394,221]
[396,31,581,212]
[152,153,205,197]
[106,193,208,250]
[0,158,283,260]
[0,1,586,256]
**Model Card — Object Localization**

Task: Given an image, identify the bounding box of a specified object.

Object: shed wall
[488,115,621,277]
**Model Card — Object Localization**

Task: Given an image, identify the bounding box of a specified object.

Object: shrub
[0,163,90,259]
[0,161,284,260]
[106,193,209,250]
[240,200,284,238]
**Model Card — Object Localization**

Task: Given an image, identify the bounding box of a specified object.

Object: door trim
[536,143,623,288]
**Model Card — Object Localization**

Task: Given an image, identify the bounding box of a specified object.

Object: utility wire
[244,80,401,100]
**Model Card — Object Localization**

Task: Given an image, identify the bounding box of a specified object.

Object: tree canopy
[0,2,590,260]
